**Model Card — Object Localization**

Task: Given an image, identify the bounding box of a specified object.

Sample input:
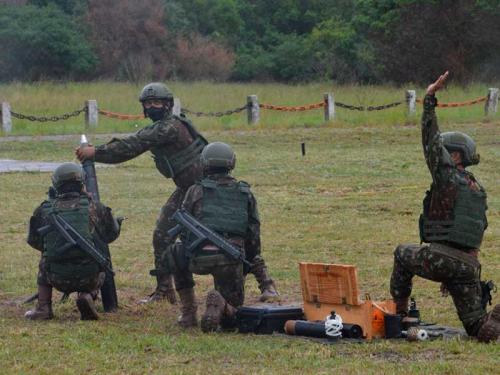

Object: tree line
[1,0,499,84]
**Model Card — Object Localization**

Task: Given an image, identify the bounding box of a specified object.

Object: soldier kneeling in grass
[390,72,499,343]
[167,142,271,332]
[25,162,121,321]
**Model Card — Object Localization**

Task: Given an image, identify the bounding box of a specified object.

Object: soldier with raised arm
[390,72,499,342]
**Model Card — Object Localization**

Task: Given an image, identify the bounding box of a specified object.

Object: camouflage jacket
[94,115,204,189]
[27,192,120,252]
[421,94,487,226]
[181,173,261,260]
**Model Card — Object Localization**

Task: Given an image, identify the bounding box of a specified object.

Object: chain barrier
[336,101,403,111]
[259,102,325,111]
[5,94,490,124]
[181,105,247,117]
[10,107,87,122]
[415,96,487,108]
[98,109,144,120]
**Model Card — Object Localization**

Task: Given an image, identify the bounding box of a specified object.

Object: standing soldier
[25,163,121,320]
[75,83,278,304]
[170,142,272,332]
[390,72,499,342]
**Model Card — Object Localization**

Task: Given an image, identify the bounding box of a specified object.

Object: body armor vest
[199,178,250,238]
[420,172,487,249]
[151,115,207,179]
[40,195,100,278]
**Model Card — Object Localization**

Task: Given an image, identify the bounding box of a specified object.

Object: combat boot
[77,292,99,320]
[201,290,237,333]
[477,304,500,343]
[177,288,198,328]
[139,274,177,304]
[252,264,280,302]
[25,285,54,320]
[394,297,409,316]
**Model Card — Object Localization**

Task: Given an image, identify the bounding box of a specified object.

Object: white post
[1,102,12,134]
[85,100,98,128]
[173,98,181,116]
[406,90,417,115]
[485,88,499,115]
[247,95,259,125]
[324,92,335,121]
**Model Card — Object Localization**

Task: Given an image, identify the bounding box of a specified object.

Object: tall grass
[0,81,498,136]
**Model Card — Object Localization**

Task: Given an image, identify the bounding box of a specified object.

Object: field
[0,82,499,374]
[1,81,498,136]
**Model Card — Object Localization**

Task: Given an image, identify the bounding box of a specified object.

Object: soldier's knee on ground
[394,244,407,261]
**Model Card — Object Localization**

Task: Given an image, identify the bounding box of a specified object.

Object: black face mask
[145,107,167,122]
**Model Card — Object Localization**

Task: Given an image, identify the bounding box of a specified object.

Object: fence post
[173,98,181,116]
[247,95,259,125]
[485,88,499,116]
[85,100,98,129]
[324,92,335,121]
[406,90,417,115]
[1,102,12,134]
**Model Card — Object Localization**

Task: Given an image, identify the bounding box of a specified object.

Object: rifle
[80,134,118,312]
[168,208,251,267]
[37,213,114,275]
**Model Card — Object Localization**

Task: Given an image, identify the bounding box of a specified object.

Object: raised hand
[426,71,449,96]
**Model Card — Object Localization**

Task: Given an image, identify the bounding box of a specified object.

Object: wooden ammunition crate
[299,262,395,340]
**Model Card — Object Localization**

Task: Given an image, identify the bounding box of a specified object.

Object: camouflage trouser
[390,242,486,336]
[37,257,105,294]
[173,254,245,309]
[152,187,188,275]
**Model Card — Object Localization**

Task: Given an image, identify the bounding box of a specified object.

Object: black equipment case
[236,304,304,334]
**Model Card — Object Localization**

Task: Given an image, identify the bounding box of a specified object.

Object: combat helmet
[201,142,236,170]
[139,82,174,102]
[441,131,480,166]
[51,162,83,189]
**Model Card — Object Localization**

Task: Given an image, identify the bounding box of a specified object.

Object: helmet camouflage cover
[201,142,236,170]
[139,82,174,102]
[52,162,83,188]
[441,131,480,166]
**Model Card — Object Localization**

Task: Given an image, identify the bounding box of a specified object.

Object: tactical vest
[420,173,487,249]
[40,195,100,279]
[199,178,250,238]
[151,115,208,179]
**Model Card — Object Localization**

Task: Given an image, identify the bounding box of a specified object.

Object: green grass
[0,81,498,136]
[0,87,499,373]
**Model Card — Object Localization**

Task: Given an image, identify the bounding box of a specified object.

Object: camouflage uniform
[390,94,488,336]
[93,113,205,296]
[28,192,120,293]
[94,115,276,302]
[173,173,261,309]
